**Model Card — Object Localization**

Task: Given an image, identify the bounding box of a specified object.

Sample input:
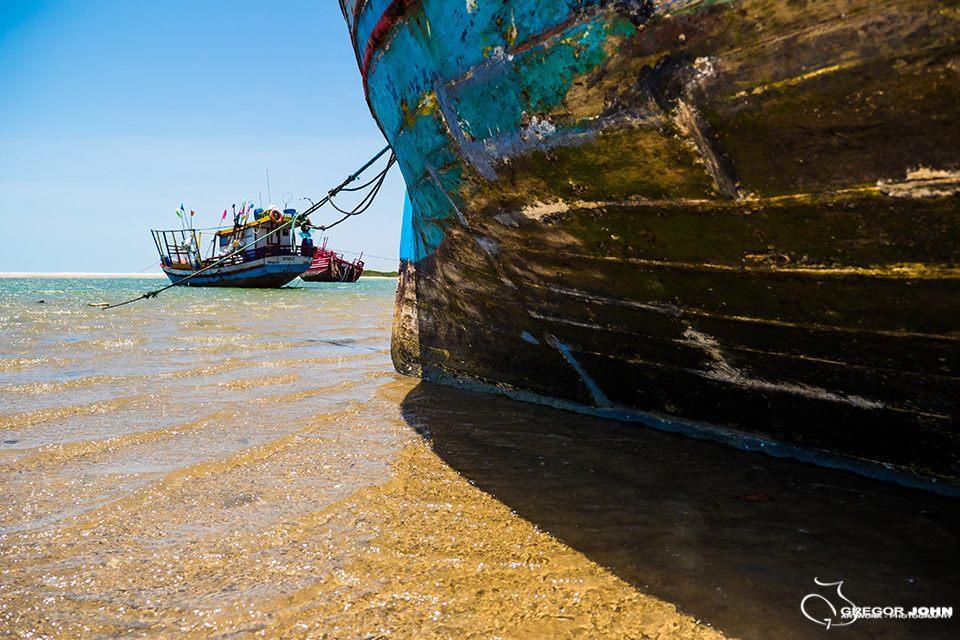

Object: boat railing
[153,227,310,271]
[208,244,308,267]
[152,228,203,269]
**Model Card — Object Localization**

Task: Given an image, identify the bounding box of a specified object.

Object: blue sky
[0,0,405,272]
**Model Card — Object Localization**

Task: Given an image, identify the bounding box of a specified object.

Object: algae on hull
[344,0,960,488]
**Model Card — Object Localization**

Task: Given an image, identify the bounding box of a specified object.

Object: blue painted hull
[341,0,960,489]
[162,256,311,288]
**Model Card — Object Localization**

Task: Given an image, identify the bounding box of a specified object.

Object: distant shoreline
[0,272,167,278]
[0,272,398,279]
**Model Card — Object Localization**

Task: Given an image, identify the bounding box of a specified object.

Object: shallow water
[0,278,717,639]
[0,277,956,639]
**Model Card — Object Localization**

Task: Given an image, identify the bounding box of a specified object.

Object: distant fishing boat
[301,238,365,283]
[152,206,312,288]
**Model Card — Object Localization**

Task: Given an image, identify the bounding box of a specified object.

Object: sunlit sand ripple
[0,277,722,639]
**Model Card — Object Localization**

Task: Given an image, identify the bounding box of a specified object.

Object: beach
[0,277,957,639]
[0,277,720,639]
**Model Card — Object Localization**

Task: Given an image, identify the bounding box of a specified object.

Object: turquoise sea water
[0,275,403,523]
[0,276,398,402]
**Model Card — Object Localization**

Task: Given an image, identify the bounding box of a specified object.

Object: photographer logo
[801,578,953,629]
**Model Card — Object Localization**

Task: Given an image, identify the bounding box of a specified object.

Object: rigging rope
[135,260,161,274]
[337,249,398,262]
[92,145,395,310]
[321,154,396,229]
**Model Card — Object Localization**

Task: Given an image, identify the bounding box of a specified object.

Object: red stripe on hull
[360,0,420,91]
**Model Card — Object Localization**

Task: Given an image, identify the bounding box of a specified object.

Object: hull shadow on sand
[401,382,960,640]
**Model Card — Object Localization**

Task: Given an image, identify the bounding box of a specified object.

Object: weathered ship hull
[341,0,960,489]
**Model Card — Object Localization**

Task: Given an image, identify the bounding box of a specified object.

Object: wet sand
[0,278,722,639]
[2,380,722,639]
[405,384,960,640]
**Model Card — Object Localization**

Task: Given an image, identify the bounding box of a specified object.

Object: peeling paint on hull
[340,0,960,489]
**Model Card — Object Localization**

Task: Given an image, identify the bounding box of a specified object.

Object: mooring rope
[322,154,396,229]
[91,145,395,310]
[135,260,161,273]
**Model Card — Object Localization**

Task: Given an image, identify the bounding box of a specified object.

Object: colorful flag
[221,209,228,221]
[189,209,195,217]
[175,207,183,219]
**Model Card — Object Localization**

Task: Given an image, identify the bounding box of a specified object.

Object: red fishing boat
[301,238,364,283]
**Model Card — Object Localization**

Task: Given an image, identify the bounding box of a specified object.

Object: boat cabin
[151,207,302,270]
[213,208,299,260]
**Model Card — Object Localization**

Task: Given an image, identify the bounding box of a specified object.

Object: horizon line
[0,272,167,278]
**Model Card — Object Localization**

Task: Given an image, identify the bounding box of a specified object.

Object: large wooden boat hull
[342,0,960,490]
[162,255,312,288]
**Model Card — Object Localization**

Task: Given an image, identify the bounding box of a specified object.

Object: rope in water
[92,145,395,310]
